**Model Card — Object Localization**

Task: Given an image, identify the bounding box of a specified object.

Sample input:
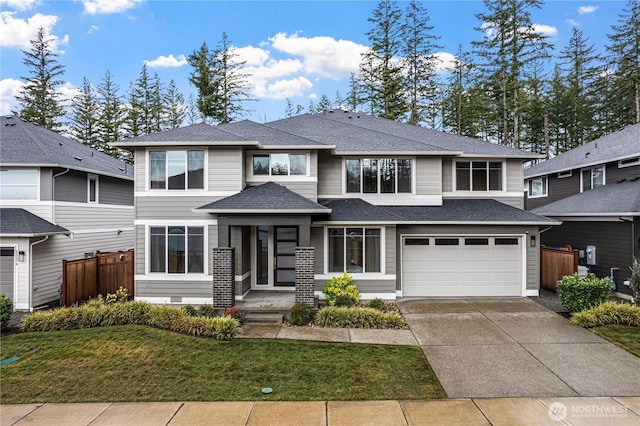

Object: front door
[274,226,298,287]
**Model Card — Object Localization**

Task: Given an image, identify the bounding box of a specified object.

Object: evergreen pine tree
[163,79,186,129]
[69,76,100,149]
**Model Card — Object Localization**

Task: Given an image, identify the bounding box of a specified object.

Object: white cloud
[234,45,270,67]
[83,0,145,15]
[566,19,579,27]
[578,5,598,15]
[0,12,68,51]
[0,78,24,115]
[88,25,99,34]
[434,52,456,73]
[532,24,557,36]
[0,0,38,11]
[263,77,313,99]
[268,32,366,79]
[144,53,187,68]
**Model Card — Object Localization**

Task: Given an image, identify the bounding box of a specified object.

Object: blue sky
[0,0,629,124]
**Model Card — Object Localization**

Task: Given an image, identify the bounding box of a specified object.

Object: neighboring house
[0,116,134,310]
[112,110,557,306]
[524,124,640,297]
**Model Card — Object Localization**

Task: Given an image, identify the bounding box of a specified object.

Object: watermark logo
[548,402,568,422]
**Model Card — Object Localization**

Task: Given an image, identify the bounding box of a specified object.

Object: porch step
[243,312,284,325]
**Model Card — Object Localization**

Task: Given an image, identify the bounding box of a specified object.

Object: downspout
[29,236,49,312]
[51,168,69,224]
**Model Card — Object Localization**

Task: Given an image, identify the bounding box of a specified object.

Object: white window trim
[146,148,208,191]
[528,176,548,198]
[324,226,385,275]
[249,151,310,177]
[87,174,98,203]
[0,168,40,201]
[342,157,415,195]
[453,159,506,192]
[580,165,605,193]
[557,170,573,178]
[618,157,640,168]
[146,224,208,275]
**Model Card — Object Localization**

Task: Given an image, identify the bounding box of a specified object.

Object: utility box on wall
[586,245,597,265]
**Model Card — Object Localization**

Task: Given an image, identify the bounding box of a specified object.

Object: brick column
[212,247,235,308]
[295,247,314,307]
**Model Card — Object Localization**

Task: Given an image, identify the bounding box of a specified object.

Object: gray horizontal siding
[99,176,133,206]
[317,152,342,196]
[415,157,441,195]
[135,196,222,220]
[385,226,396,275]
[608,162,640,182]
[526,172,580,210]
[55,205,133,230]
[278,181,317,200]
[135,149,145,192]
[136,280,214,299]
[54,170,86,203]
[310,227,324,274]
[314,279,396,294]
[210,148,244,192]
[506,159,524,192]
[441,157,453,192]
[40,168,53,201]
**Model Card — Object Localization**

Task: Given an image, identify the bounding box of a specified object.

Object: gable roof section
[0,116,133,180]
[219,120,332,149]
[385,199,559,225]
[196,182,331,214]
[314,110,540,158]
[319,198,407,223]
[111,123,258,147]
[0,208,70,237]
[265,113,456,155]
[531,176,640,217]
[524,123,640,178]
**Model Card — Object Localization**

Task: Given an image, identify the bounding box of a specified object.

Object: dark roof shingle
[0,208,70,236]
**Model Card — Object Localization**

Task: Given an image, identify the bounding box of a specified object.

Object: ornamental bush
[0,293,13,331]
[629,258,640,306]
[571,301,640,328]
[557,273,611,313]
[315,306,406,329]
[289,302,314,326]
[323,272,360,307]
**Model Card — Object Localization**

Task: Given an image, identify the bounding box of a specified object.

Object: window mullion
[164,226,169,274]
[362,227,366,273]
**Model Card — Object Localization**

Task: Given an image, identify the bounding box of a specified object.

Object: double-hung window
[252,153,307,176]
[455,161,503,191]
[345,158,411,194]
[528,177,547,198]
[149,226,204,274]
[149,150,204,190]
[328,227,381,274]
[581,166,604,192]
[0,168,38,200]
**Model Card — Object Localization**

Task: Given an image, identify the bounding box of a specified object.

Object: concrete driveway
[397,298,640,399]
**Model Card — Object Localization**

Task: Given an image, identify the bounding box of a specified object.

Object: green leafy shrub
[198,305,217,318]
[368,298,386,311]
[629,258,640,306]
[557,273,611,313]
[323,272,360,307]
[289,302,313,326]
[19,301,239,340]
[315,306,406,329]
[182,305,198,317]
[105,286,129,304]
[0,293,13,331]
[571,301,640,328]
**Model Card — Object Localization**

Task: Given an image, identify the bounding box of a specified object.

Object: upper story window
[345,158,412,194]
[581,166,604,192]
[253,153,307,176]
[455,161,503,191]
[149,150,204,190]
[149,225,204,274]
[88,175,98,203]
[528,176,547,198]
[557,170,572,178]
[619,157,640,168]
[328,227,381,274]
[0,168,38,200]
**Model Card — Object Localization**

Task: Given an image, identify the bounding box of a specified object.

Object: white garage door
[402,236,523,297]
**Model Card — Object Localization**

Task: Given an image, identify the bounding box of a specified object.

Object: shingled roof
[525,123,640,178]
[0,116,133,180]
[196,182,331,214]
[0,208,70,237]
[111,122,257,147]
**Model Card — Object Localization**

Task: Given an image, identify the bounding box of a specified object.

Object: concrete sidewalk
[2,397,640,425]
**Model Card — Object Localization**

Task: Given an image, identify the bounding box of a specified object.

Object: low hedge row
[571,301,640,328]
[19,301,239,340]
[315,306,406,329]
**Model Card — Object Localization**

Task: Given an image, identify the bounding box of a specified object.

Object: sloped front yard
[0,325,445,403]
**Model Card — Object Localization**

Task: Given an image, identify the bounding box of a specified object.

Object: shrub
[315,306,406,329]
[557,273,611,313]
[571,301,640,328]
[368,298,386,311]
[19,301,239,340]
[0,293,13,331]
[105,286,129,304]
[182,305,198,317]
[323,272,360,307]
[629,258,640,306]
[224,307,243,325]
[198,305,217,318]
[289,302,313,326]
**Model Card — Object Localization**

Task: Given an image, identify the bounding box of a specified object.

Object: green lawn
[590,325,640,358]
[0,325,445,403]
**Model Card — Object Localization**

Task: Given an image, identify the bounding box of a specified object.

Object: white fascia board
[462,153,543,159]
[334,150,460,156]
[311,221,402,226]
[524,154,640,179]
[110,140,260,148]
[260,145,336,150]
[1,163,133,181]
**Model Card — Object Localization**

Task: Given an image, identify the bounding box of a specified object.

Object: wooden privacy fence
[62,250,134,306]
[540,245,578,292]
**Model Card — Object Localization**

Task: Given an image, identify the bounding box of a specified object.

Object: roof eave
[536,212,639,217]
[333,150,461,156]
[260,145,336,150]
[0,162,133,181]
[0,231,71,237]
[194,208,332,214]
[524,154,640,178]
[110,140,261,148]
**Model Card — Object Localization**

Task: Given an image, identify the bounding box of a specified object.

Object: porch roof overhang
[0,208,71,237]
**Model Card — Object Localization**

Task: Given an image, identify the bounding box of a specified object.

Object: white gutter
[51,168,69,224]
[29,236,48,312]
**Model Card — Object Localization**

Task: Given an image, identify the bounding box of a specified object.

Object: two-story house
[0,116,134,310]
[112,110,557,306]
[524,124,640,297]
